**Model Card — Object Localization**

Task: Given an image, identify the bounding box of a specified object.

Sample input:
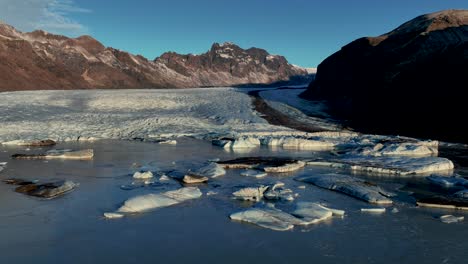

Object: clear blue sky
[1,0,467,67]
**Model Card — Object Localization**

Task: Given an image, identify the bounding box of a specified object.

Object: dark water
[0,138,467,264]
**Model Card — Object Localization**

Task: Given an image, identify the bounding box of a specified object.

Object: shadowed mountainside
[302,9,468,143]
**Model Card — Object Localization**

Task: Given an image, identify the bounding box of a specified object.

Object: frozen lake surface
[1,138,467,264]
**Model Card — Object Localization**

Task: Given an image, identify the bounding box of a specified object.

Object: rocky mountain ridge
[0,23,310,91]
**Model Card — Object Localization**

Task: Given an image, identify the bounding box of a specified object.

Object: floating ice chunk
[133,171,154,179]
[115,187,202,214]
[440,215,464,224]
[206,191,218,196]
[212,139,232,149]
[297,174,394,204]
[14,180,78,199]
[391,208,399,213]
[230,202,342,231]
[306,161,351,170]
[104,213,124,219]
[417,199,468,210]
[264,183,295,201]
[427,175,468,188]
[317,204,345,216]
[230,137,261,149]
[230,209,295,231]
[159,175,171,181]
[260,137,286,148]
[261,136,335,150]
[157,139,177,145]
[454,190,468,199]
[297,185,306,189]
[361,208,386,213]
[189,163,226,178]
[282,138,335,150]
[264,161,305,173]
[233,186,269,202]
[0,162,5,173]
[12,149,94,160]
[240,170,267,178]
[308,156,454,176]
[356,142,438,157]
[218,157,301,170]
[292,202,334,224]
[183,174,208,184]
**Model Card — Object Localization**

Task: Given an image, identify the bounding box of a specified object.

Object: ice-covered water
[1,138,467,264]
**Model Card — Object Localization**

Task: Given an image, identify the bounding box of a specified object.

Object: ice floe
[453,190,468,199]
[307,156,454,176]
[296,174,394,204]
[291,202,334,223]
[133,171,154,179]
[233,186,269,202]
[218,157,303,172]
[182,174,208,184]
[0,162,5,173]
[230,208,296,231]
[264,183,295,201]
[416,191,468,210]
[11,149,94,160]
[361,208,386,213]
[103,213,124,219]
[240,170,268,178]
[440,215,464,224]
[260,136,335,150]
[231,137,261,149]
[352,142,438,157]
[4,179,78,199]
[230,202,343,231]
[188,163,226,178]
[264,161,305,173]
[427,175,468,188]
[107,187,202,216]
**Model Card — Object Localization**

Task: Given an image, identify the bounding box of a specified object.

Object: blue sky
[1,0,467,67]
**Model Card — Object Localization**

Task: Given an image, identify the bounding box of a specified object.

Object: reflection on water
[0,138,467,264]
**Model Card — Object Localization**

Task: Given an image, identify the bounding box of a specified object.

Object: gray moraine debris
[1,139,56,147]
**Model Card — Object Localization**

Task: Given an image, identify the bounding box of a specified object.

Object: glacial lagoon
[1,137,467,264]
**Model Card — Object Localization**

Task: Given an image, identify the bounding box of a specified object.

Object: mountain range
[0,23,310,91]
